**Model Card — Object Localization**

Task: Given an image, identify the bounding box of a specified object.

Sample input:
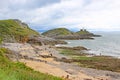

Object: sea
[56,31,120,58]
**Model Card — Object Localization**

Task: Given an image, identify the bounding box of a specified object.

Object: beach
[2,43,120,80]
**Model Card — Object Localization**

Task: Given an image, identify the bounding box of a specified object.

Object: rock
[28,36,67,45]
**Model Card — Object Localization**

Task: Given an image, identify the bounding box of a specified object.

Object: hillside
[0,19,39,42]
[42,28,101,40]
[42,28,73,37]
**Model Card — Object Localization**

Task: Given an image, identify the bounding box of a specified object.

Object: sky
[0,0,120,32]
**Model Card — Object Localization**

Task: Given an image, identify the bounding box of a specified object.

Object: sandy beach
[20,59,98,80]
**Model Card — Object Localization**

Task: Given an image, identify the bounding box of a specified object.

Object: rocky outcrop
[28,36,67,45]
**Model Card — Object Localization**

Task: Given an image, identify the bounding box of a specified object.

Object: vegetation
[76,29,93,35]
[0,19,39,42]
[0,48,63,80]
[42,28,100,40]
[42,28,94,37]
[42,28,73,37]
[59,49,86,56]
[59,48,120,72]
[73,56,120,72]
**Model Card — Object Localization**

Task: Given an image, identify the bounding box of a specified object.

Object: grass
[0,19,39,42]
[76,31,90,34]
[42,28,93,36]
[76,29,92,35]
[42,28,73,36]
[59,48,120,72]
[60,49,76,55]
[59,49,86,56]
[0,48,63,80]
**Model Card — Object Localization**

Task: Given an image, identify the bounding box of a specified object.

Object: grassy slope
[0,19,39,41]
[42,28,73,36]
[0,48,62,80]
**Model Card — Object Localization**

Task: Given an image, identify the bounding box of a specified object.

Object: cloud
[0,0,60,9]
[0,0,120,31]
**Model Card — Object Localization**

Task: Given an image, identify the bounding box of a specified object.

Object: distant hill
[42,28,101,40]
[0,19,40,42]
[42,28,73,37]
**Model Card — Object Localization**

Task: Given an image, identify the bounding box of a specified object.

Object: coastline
[56,35,120,58]
[1,42,120,80]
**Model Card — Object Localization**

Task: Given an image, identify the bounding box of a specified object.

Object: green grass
[0,19,39,42]
[42,28,73,36]
[60,49,76,55]
[76,30,90,34]
[0,48,63,80]
[59,49,86,56]
[76,29,94,35]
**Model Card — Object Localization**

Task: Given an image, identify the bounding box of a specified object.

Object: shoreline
[2,42,120,80]
[56,46,120,73]
[55,43,120,59]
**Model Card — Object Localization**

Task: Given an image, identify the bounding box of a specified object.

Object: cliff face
[42,28,101,40]
[0,19,40,42]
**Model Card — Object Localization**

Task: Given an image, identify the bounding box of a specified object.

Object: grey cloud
[9,0,61,10]
[0,0,61,20]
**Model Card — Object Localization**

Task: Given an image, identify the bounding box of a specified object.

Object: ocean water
[57,31,120,58]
